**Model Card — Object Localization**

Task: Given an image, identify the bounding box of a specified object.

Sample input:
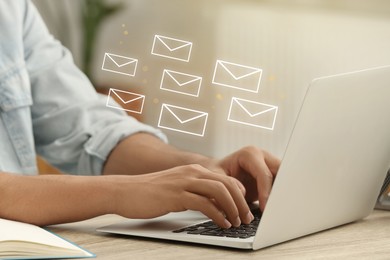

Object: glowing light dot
[216,93,223,100]
[153,98,159,104]
[123,30,129,35]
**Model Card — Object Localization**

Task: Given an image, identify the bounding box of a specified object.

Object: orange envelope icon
[106,88,145,114]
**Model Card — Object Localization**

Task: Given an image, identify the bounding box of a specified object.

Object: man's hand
[112,164,254,229]
[104,134,281,226]
[201,146,281,211]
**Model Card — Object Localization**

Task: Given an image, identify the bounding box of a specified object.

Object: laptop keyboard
[172,209,261,239]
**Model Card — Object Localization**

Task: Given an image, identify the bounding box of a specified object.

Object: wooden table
[49,210,390,260]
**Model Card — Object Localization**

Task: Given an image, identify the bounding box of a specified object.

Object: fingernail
[245,212,254,224]
[233,217,241,227]
[223,219,232,229]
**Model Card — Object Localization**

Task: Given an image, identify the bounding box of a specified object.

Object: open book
[0,218,95,259]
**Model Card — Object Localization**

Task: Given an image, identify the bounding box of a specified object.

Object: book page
[0,218,93,256]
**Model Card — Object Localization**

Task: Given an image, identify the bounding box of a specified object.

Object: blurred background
[33,0,390,160]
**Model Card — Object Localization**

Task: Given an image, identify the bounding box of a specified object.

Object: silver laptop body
[98,65,390,250]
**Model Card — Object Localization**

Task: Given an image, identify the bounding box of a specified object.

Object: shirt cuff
[80,112,168,175]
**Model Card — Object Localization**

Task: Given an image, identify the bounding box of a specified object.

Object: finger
[190,176,252,226]
[237,149,275,211]
[257,151,281,210]
[189,178,240,227]
[209,173,253,225]
[256,169,274,211]
[263,150,281,176]
[234,178,246,197]
[225,177,253,225]
[182,192,232,229]
[249,160,274,211]
[212,179,253,225]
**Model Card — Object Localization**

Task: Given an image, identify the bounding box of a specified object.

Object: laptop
[97,66,390,250]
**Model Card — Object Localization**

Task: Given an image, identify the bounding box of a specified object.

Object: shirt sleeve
[23,0,167,175]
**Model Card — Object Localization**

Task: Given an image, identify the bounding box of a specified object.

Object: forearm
[0,173,116,226]
[103,133,211,175]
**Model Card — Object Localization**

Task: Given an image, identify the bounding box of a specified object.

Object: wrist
[102,176,127,215]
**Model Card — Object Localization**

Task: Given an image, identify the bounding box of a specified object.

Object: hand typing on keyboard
[107,141,280,230]
[173,209,262,239]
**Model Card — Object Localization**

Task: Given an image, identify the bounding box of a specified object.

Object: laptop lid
[254,65,390,249]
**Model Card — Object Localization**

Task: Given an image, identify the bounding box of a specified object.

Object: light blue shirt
[0,0,166,175]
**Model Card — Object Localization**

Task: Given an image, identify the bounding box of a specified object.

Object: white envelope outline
[160,69,202,97]
[212,60,262,93]
[151,35,193,62]
[228,97,278,130]
[101,53,138,77]
[158,104,208,137]
[106,88,145,114]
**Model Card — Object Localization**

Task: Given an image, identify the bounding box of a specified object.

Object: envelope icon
[212,60,262,93]
[158,104,208,137]
[227,97,278,130]
[106,88,145,114]
[101,53,138,77]
[160,69,202,97]
[151,35,193,62]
